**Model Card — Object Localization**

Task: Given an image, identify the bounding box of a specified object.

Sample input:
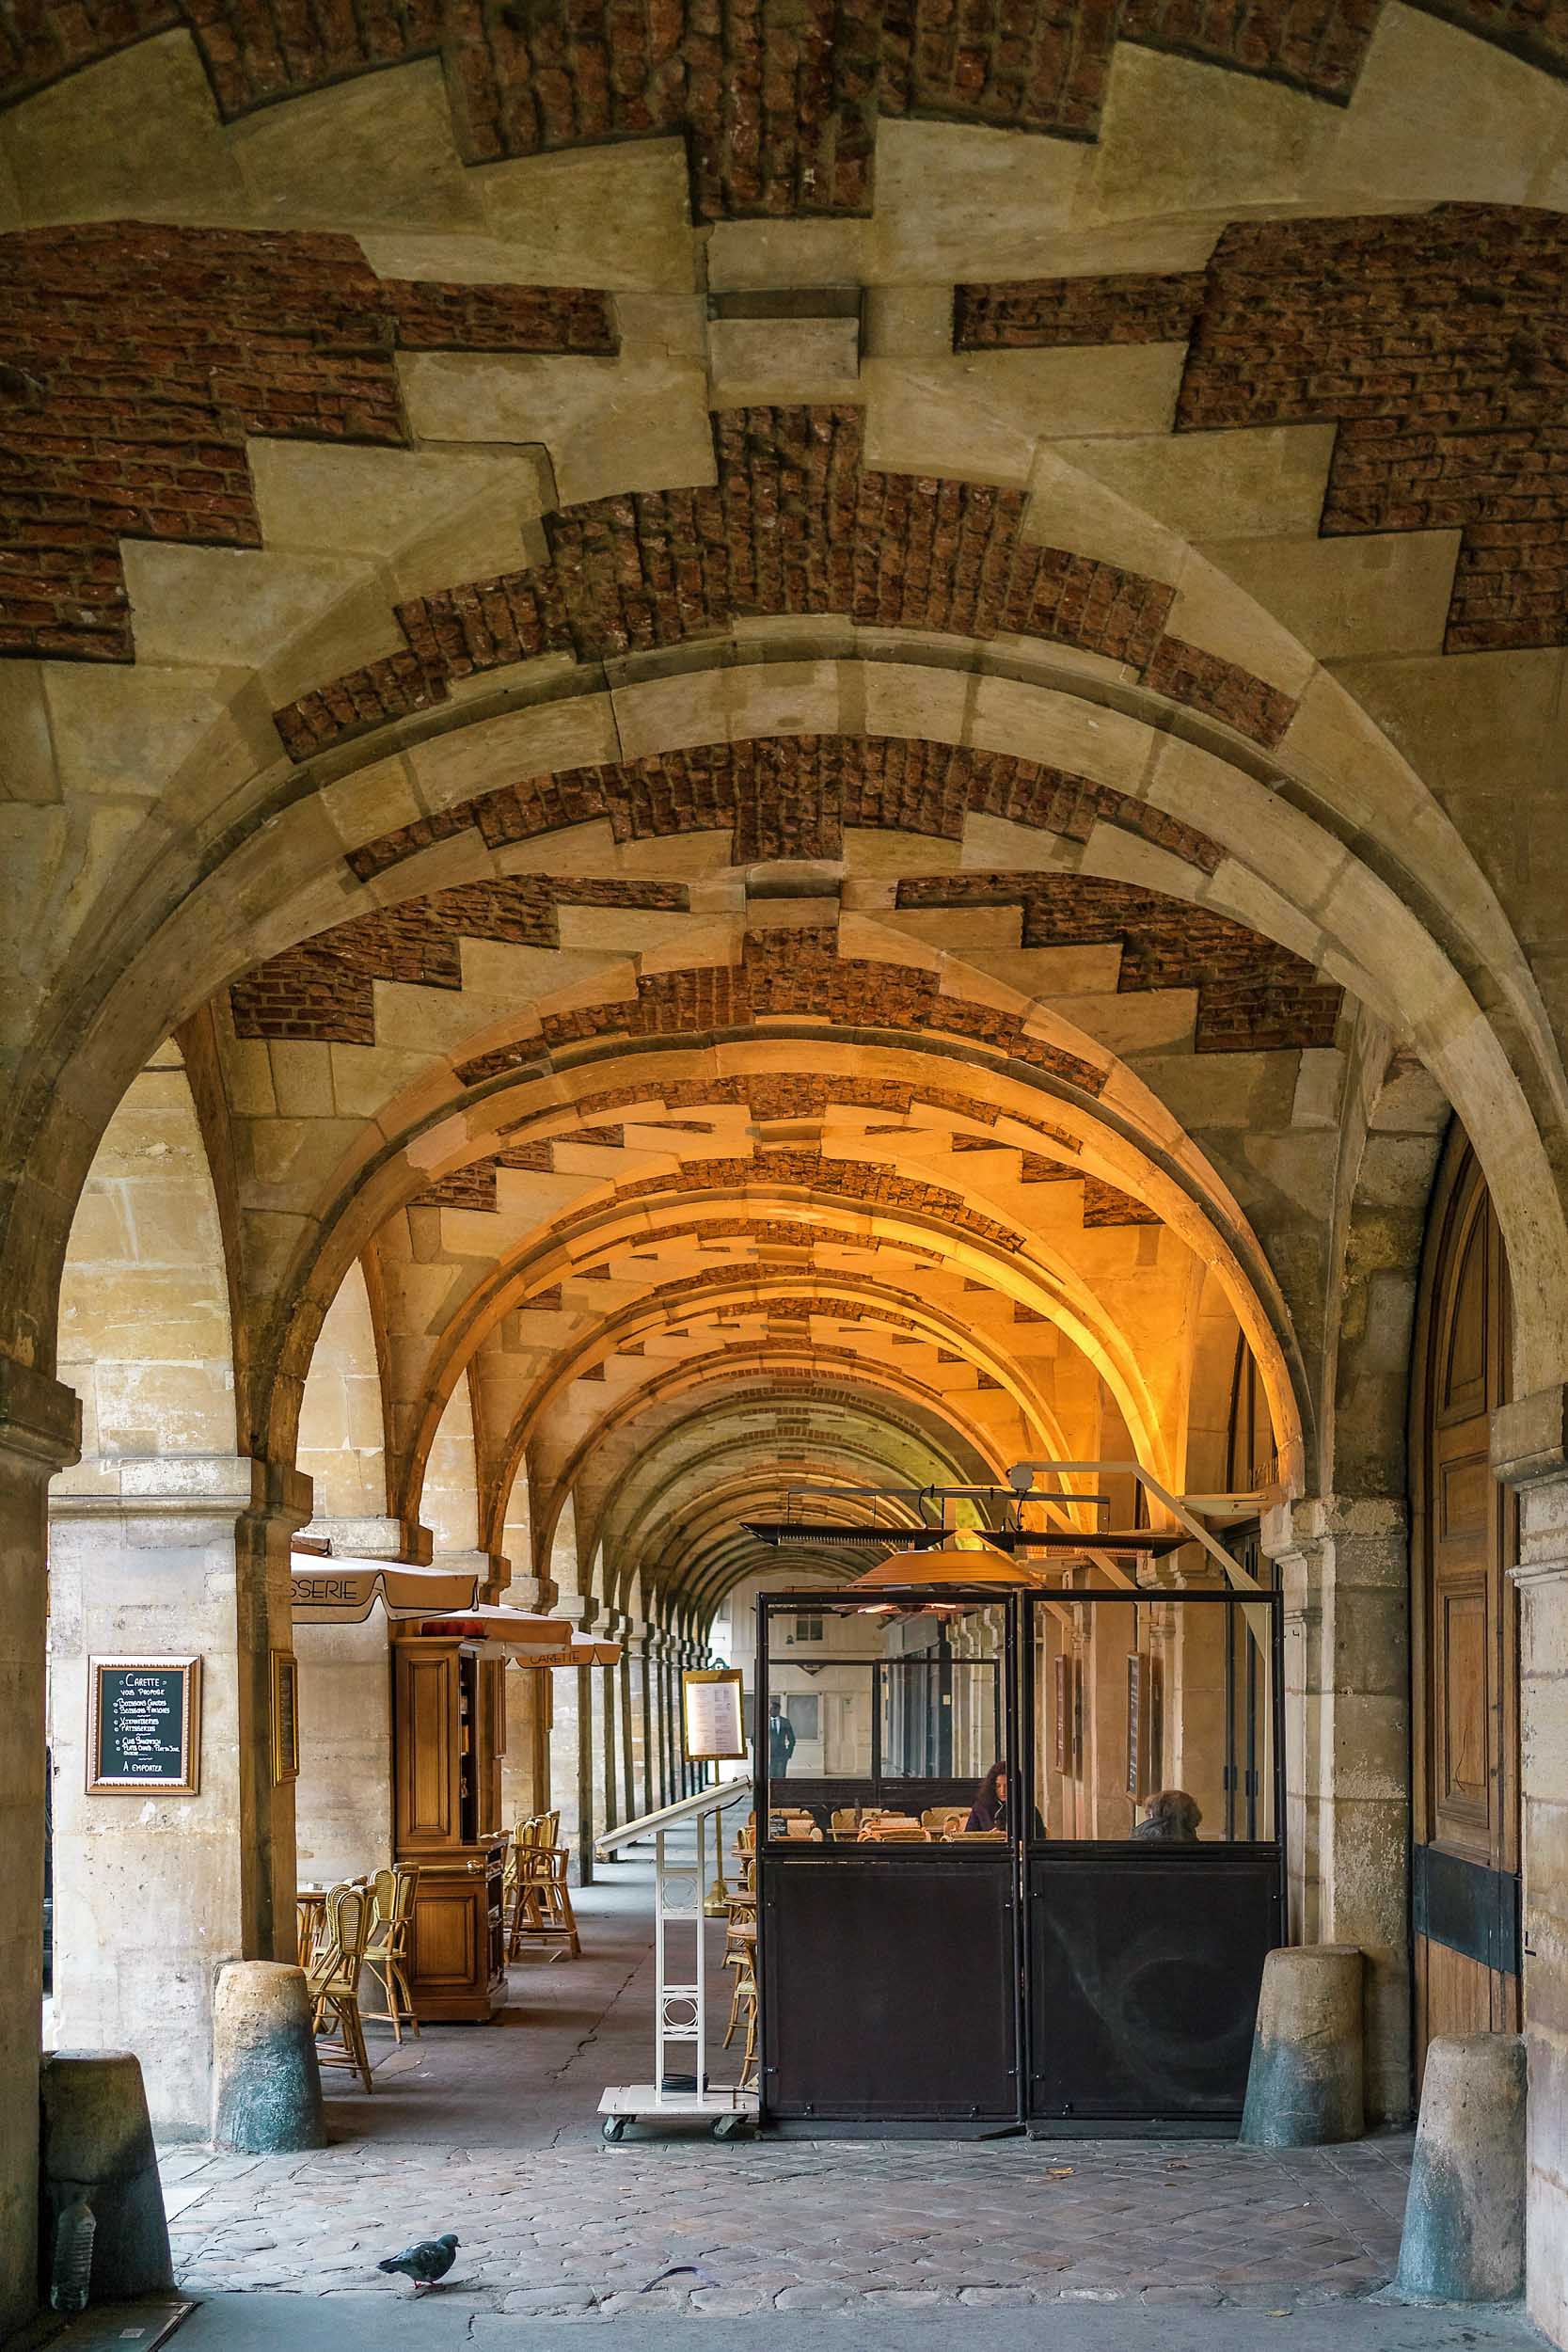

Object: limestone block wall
[54,1051,236,1497]
[293,1616,393,1886]
[294,1261,387,1522]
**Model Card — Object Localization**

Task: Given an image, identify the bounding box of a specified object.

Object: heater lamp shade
[843,1531,1046,1590]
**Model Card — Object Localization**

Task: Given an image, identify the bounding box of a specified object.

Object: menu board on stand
[682,1668,748,1762]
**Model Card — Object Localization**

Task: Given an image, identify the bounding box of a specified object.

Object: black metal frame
[755,1581,1287,2136]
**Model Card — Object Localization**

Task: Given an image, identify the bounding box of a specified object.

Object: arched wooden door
[1410,1134,1521,2072]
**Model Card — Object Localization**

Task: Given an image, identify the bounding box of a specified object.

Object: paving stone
[501,2289,600,2313]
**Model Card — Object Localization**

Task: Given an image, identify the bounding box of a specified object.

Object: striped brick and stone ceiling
[16,0,1544,1598]
[4,0,1564,220]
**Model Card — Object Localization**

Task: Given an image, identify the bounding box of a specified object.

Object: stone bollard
[1240,1945,1365,2146]
[1395,2033,1526,2302]
[212,1960,326,2153]
[39,2051,173,2303]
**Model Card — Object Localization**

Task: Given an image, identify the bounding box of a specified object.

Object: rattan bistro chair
[309,1881,374,2093]
[731,1929,759,2092]
[361,1863,420,2042]
[721,1889,758,2047]
[509,1813,580,1962]
[502,1815,539,1940]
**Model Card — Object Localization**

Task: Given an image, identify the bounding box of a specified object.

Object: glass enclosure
[1031,1590,1277,1844]
[756,1580,1286,2130]
[762,1597,1006,1839]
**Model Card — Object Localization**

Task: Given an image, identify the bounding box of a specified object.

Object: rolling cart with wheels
[594,1782,760,2143]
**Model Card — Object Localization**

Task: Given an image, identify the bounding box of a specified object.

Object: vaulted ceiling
[12,0,1568,1627]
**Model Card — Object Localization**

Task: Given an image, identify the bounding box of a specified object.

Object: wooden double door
[1412,1137,1521,2070]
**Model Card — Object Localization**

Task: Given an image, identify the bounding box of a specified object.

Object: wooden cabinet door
[394,1642,461,1851]
[1412,1140,1520,2074]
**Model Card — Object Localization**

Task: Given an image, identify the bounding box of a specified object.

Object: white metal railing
[594,1777,756,2137]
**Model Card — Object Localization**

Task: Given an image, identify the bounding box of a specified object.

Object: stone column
[48,1454,309,2137]
[1494,1389,1568,2346]
[652,1635,671,1807]
[615,1615,638,1828]
[293,1515,401,1886]
[547,1594,593,1883]
[676,1641,694,1795]
[593,1648,617,1841]
[1,1359,80,2343]
[635,1632,654,1819]
[505,1571,554,1825]
[1262,1493,1411,2124]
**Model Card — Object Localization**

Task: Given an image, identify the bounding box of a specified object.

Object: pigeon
[376,2233,460,2291]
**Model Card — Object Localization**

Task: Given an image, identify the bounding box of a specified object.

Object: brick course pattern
[0,221,614,661]
[345,731,1225,881]
[496,1073,1083,1147]
[4,3,1565,224]
[898,871,1342,1052]
[280,407,1294,755]
[957,205,1568,655]
[611,1150,1024,1248]
[467,930,1113,1092]
[228,875,683,1043]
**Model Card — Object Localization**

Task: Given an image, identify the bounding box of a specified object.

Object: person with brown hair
[1134,1788,1202,1842]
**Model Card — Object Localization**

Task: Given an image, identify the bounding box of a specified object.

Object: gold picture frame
[682,1667,747,1761]
[87,1655,201,1794]
[271,1648,300,1785]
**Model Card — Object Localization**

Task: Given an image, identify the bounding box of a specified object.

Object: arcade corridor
[8,0,1568,2342]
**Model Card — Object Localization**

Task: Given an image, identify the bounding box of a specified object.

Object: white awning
[504,1637,624,1668]
[412,1604,573,1646]
[291,1555,483,1624]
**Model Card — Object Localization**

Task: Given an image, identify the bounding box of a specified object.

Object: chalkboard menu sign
[87,1656,201,1793]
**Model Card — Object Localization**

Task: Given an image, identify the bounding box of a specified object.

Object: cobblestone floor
[156,1846,1424,2323]
[165,2131,1414,2317]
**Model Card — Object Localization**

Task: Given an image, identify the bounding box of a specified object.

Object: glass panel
[762,1597,1008,1846]
[1031,1595,1276,1843]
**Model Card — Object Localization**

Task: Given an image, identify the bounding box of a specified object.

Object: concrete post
[1395,2033,1526,2301]
[1493,1391,1568,2344]
[1262,1493,1411,2122]
[211,1961,326,2154]
[47,1454,309,2137]
[1241,1944,1365,2145]
[0,1360,81,2340]
[39,2049,172,2299]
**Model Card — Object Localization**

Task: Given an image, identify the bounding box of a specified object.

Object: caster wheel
[711,2114,744,2142]
[603,2115,629,2142]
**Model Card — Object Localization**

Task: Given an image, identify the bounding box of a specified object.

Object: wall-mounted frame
[87,1656,201,1794]
[1126,1654,1145,1797]
[1053,1653,1081,1777]
[271,1648,300,1785]
[682,1667,747,1760]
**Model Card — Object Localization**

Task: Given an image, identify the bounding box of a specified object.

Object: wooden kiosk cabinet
[392,1634,507,2021]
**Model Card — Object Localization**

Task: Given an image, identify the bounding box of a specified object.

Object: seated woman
[1133,1788,1202,1841]
[962,1762,1049,1838]
[965,1761,1009,1832]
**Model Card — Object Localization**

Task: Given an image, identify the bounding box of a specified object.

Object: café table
[295,1877,369,1960]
